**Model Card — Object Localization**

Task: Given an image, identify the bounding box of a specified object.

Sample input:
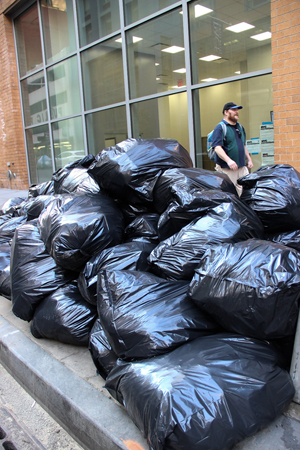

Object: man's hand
[247,158,254,169]
[227,159,238,171]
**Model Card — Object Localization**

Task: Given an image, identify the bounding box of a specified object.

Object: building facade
[0,0,299,190]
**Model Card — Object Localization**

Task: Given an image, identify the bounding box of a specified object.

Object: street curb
[0,316,147,450]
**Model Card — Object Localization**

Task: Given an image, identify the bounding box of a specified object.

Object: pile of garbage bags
[0,139,299,450]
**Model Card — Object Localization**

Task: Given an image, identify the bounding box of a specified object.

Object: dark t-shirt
[212,119,246,168]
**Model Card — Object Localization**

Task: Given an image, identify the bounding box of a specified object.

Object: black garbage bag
[105,333,295,450]
[124,213,160,243]
[38,193,124,271]
[28,180,54,197]
[52,155,100,195]
[153,167,237,214]
[98,270,220,360]
[26,195,59,221]
[78,240,155,305]
[149,201,264,280]
[88,138,193,205]
[157,190,264,241]
[0,215,27,244]
[0,197,27,216]
[0,242,12,299]
[89,318,118,379]
[0,213,14,226]
[266,229,300,253]
[11,220,75,322]
[30,282,97,346]
[118,201,156,225]
[239,164,300,232]
[189,239,300,340]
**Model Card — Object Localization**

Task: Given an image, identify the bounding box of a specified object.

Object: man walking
[212,102,253,196]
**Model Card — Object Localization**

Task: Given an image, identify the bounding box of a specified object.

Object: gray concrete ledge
[0,316,147,450]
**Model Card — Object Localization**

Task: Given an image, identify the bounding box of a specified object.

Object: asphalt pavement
[1,187,300,450]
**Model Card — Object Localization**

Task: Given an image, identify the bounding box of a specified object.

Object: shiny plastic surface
[88,138,193,205]
[266,229,300,253]
[239,164,300,232]
[153,167,237,213]
[124,213,159,243]
[38,193,124,271]
[10,220,75,322]
[28,180,54,197]
[26,195,58,221]
[78,240,155,305]
[0,242,11,299]
[0,215,27,244]
[98,270,220,360]
[189,239,300,339]
[105,333,295,450]
[30,281,97,346]
[0,197,27,216]
[88,318,118,379]
[149,201,264,280]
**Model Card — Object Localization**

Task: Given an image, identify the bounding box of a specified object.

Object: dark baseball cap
[223,102,243,113]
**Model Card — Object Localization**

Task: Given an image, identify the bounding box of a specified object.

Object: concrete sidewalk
[1,187,300,449]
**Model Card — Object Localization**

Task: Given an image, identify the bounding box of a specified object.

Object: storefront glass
[52,117,85,169]
[21,72,47,127]
[124,0,178,25]
[25,124,53,184]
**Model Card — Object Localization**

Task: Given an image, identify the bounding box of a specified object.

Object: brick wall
[0,1,29,189]
[271,0,300,169]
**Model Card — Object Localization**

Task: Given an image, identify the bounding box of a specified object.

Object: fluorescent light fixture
[173,68,186,73]
[115,36,143,43]
[162,45,185,54]
[156,77,160,80]
[155,63,160,66]
[199,54,221,61]
[251,31,272,41]
[226,22,255,33]
[235,71,241,74]
[195,5,213,17]
[132,36,143,43]
[171,85,186,89]
[201,78,218,82]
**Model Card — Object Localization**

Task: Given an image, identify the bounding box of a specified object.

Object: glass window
[126,8,185,99]
[21,72,47,127]
[76,0,120,47]
[189,0,271,84]
[41,0,76,64]
[47,56,81,119]
[194,74,273,171]
[131,92,189,152]
[81,36,125,110]
[124,0,178,25]
[86,106,127,155]
[15,4,43,78]
[52,117,85,169]
[26,125,53,184]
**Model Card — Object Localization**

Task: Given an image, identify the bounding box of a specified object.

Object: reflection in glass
[21,72,47,127]
[124,0,178,25]
[81,36,125,110]
[131,93,189,152]
[41,0,76,64]
[52,117,85,169]
[15,4,43,77]
[47,57,81,120]
[26,125,53,185]
[126,8,185,99]
[76,0,120,47]
[86,106,127,155]
[189,0,271,84]
[194,74,273,171]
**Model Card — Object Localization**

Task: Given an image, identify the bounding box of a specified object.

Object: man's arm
[214,145,238,171]
[244,146,253,169]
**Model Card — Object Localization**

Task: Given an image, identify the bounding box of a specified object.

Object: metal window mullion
[12,18,32,186]
[119,0,132,138]
[122,1,182,31]
[37,0,56,174]
[191,68,272,91]
[73,0,88,156]
[182,0,195,166]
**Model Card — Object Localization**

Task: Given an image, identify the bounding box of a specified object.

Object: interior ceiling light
[115,36,143,43]
[235,71,241,74]
[251,31,272,41]
[155,63,160,66]
[226,22,255,33]
[171,85,186,89]
[199,54,221,61]
[195,5,213,17]
[201,78,218,82]
[162,45,185,54]
[173,68,186,73]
